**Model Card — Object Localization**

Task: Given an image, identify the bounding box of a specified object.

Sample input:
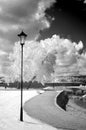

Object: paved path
[24,91,86,130]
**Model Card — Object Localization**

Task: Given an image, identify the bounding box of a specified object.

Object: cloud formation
[1,0,86,83]
[0,0,55,46]
[4,34,86,84]
[0,0,56,77]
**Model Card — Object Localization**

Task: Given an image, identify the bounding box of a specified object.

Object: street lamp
[18,30,27,121]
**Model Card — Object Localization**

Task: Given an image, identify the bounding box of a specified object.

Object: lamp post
[18,31,27,121]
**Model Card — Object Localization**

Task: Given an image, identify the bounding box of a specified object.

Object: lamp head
[18,31,27,45]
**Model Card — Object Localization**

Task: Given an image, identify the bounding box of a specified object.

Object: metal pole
[20,44,23,121]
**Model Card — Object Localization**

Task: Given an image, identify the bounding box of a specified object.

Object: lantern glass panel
[20,36,26,45]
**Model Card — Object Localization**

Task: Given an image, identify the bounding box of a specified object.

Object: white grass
[0,89,57,130]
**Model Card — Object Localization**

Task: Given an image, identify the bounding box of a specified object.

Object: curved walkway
[24,91,86,130]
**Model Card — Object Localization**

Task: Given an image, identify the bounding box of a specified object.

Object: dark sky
[40,0,86,47]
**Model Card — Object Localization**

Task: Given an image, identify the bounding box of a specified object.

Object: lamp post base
[20,107,23,121]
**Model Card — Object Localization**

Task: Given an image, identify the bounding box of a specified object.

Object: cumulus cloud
[0,0,56,77]
[0,0,56,44]
[84,0,86,3]
[4,34,86,84]
[74,41,83,51]
[1,0,86,83]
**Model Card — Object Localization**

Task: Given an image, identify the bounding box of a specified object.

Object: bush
[75,89,84,96]
[56,91,69,111]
